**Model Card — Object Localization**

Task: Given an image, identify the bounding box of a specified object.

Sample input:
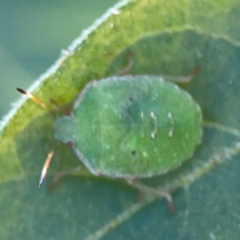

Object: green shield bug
[54,76,202,177]
[17,58,202,212]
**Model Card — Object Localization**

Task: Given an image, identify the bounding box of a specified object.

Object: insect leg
[48,165,92,191]
[162,67,200,84]
[126,179,175,214]
[113,51,134,76]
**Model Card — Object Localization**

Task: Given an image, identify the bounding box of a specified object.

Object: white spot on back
[150,111,156,119]
[159,77,164,82]
[150,111,158,139]
[151,132,156,139]
[167,112,174,138]
[140,111,145,138]
[142,151,148,157]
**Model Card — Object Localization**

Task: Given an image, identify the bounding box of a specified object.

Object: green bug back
[54,76,202,178]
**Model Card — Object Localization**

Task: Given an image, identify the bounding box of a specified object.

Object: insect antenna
[16,88,57,187]
[16,88,47,110]
[39,151,54,187]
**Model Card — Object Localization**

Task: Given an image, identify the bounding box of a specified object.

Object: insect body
[53,75,202,179]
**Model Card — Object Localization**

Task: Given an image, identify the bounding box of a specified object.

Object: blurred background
[0,0,117,119]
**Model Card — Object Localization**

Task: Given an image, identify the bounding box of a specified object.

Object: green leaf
[1,0,240,239]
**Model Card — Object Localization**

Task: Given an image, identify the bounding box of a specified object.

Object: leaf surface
[1,0,240,239]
